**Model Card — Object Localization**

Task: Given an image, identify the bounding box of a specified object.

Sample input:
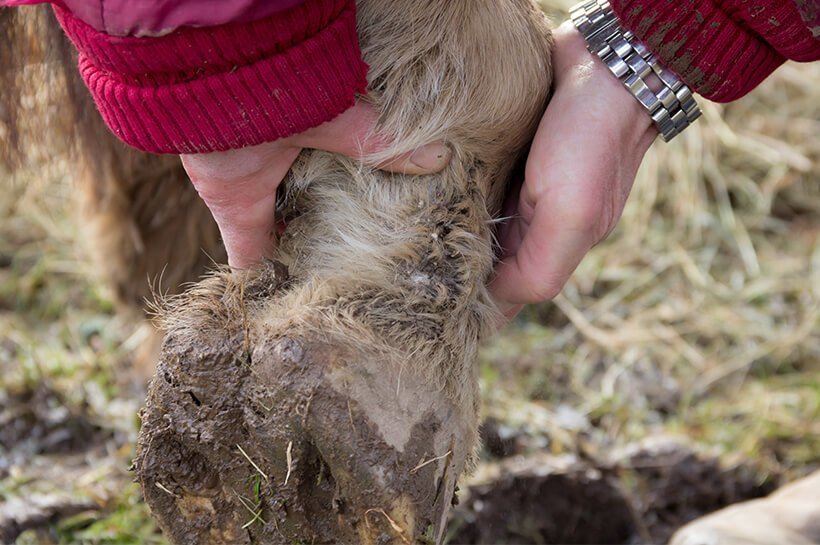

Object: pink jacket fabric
[4,0,303,36]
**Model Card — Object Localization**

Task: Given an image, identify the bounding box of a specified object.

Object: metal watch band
[570,0,701,142]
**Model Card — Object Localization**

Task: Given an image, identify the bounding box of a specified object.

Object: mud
[478,419,530,460]
[447,456,636,545]
[617,440,777,543]
[132,268,773,545]
[0,384,108,471]
[134,264,471,545]
[446,440,777,545]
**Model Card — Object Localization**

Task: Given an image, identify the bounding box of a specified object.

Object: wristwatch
[570,0,701,142]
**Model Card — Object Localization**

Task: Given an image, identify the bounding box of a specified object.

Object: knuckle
[519,265,565,303]
[529,280,563,302]
[558,197,603,233]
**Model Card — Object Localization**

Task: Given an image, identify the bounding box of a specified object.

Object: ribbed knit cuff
[610,0,792,102]
[53,0,368,154]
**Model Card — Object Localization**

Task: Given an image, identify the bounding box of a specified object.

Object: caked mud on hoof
[133,1,554,541]
[134,265,471,545]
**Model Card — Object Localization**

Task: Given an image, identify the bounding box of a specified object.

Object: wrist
[569,0,701,142]
[553,22,656,141]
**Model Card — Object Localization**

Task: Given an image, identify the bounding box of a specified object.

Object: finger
[489,23,658,307]
[489,91,617,304]
[490,191,599,305]
[489,123,599,303]
[375,143,453,175]
[294,102,452,175]
[181,146,301,269]
[495,302,525,328]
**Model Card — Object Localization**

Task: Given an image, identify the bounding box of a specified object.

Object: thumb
[182,144,301,269]
[292,102,452,175]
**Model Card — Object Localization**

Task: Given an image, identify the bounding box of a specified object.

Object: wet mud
[133,264,471,545]
[0,385,108,468]
[447,440,777,545]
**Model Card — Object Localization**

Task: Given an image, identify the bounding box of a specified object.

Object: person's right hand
[181,102,451,269]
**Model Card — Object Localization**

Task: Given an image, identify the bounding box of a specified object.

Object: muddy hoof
[134,266,470,545]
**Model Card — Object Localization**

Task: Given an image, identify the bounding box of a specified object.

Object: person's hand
[182,102,451,269]
[490,21,658,320]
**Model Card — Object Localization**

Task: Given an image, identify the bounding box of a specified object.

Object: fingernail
[409,143,452,172]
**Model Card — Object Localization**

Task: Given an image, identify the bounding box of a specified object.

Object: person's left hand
[489,21,658,320]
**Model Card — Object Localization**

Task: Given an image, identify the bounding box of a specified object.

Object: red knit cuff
[53,0,368,154]
[610,0,790,102]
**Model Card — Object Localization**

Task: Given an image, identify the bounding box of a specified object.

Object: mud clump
[134,264,472,544]
[619,440,777,543]
[447,440,777,545]
[447,456,636,545]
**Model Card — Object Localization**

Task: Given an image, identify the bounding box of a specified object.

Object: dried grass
[486,2,819,480]
[555,62,820,394]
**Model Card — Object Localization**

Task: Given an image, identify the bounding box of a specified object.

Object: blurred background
[1,1,818,543]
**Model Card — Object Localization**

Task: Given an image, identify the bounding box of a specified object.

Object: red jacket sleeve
[610,0,820,102]
[50,0,368,154]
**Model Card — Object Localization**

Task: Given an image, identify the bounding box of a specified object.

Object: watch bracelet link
[570,0,701,142]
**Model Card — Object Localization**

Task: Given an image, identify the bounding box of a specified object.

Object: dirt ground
[1,1,819,544]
